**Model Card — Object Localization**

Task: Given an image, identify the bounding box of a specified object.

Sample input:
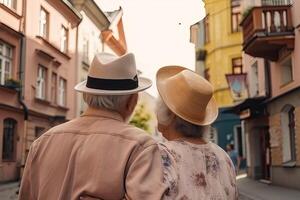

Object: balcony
[241,5,294,61]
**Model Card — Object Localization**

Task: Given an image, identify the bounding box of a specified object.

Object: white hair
[83,93,131,113]
[156,97,209,138]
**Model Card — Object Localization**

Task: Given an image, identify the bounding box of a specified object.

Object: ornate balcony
[241,5,294,61]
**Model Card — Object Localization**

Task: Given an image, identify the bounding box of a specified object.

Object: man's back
[19,108,166,200]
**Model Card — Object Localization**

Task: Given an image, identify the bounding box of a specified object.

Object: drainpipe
[264,59,272,98]
[18,36,28,173]
[19,0,28,171]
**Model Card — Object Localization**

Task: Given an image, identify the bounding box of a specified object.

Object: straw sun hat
[75,52,152,95]
[156,66,218,126]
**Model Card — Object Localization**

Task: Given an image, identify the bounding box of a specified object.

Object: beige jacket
[19,108,167,200]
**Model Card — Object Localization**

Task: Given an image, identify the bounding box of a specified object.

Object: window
[82,38,89,64]
[35,127,45,138]
[0,0,16,9]
[250,61,259,96]
[51,72,57,104]
[60,26,68,53]
[204,15,210,43]
[280,56,293,85]
[39,8,49,38]
[231,0,242,33]
[36,65,47,99]
[0,42,13,85]
[58,77,66,106]
[281,105,296,164]
[204,68,210,81]
[2,118,17,161]
[232,57,243,74]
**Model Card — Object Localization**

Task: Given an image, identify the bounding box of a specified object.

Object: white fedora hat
[75,52,152,95]
[156,66,218,126]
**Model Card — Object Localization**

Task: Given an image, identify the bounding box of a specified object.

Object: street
[1,175,300,200]
[0,182,18,200]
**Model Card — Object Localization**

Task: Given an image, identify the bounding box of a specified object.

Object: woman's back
[159,140,238,200]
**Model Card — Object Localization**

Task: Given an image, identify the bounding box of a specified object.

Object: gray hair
[83,93,131,112]
[156,97,209,138]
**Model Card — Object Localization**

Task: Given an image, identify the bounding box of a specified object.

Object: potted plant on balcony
[5,78,21,90]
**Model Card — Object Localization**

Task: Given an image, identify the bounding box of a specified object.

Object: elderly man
[19,53,167,200]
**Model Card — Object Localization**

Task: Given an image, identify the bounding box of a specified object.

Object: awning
[225,96,267,114]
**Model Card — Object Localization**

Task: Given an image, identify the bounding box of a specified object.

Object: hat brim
[75,77,152,95]
[156,66,218,126]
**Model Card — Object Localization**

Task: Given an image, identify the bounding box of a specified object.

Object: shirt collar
[81,107,124,122]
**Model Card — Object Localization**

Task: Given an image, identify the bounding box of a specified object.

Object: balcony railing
[261,0,292,6]
[241,5,294,61]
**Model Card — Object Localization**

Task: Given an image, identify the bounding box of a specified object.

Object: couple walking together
[19,53,237,200]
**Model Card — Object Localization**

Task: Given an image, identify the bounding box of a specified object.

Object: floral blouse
[159,140,238,200]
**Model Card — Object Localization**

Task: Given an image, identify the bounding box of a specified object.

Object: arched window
[2,118,17,161]
[281,105,296,164]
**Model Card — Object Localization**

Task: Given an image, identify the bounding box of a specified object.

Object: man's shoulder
[42,117,157,148]
[117,123,157,148]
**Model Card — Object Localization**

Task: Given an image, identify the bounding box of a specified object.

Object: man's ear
[126,93,138,113]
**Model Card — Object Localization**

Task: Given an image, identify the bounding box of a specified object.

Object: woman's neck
[165,128,207,145]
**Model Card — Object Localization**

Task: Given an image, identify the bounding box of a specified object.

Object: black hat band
[86,75,138,90]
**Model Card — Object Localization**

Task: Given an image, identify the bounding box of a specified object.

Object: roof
[104,7,123,29]
[62,0,83,20]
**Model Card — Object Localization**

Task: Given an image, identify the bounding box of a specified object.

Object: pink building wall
[270,0,300,98]
[242,53,267,97]
[0,0,81,182]
[0,1,25,182]
[24,0,79,120]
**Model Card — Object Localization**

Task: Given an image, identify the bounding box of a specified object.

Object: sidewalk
[237,174,300,200]
[0,182,19,200]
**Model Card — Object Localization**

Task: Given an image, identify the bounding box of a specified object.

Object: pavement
[237,174,300,200]
[0,182,19,200]
[1,176,300,200]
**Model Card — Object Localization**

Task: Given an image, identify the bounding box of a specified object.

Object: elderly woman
[156,66,238,200]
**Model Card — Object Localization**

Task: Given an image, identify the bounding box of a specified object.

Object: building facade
[203,0,243,106]
[0,0,82,182]
[235,0,300,189]
[72,0,109,116]
[190,21,206,76]
[0,0,25,182]
[72,0,127,116]
[192,0,244,154]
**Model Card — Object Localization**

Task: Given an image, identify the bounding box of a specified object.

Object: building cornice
[71,0,110,30]
[46,0,82,27]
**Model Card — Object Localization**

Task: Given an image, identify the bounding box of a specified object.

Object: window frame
[2,118,17,162]
[0,0,16,9]
[60,25,68,53]
[231,0,242,33]
[204,15,210,44]
[280,55,293,86]
[281,105,296,166]
[250,61,259,96]
[36,65,47,100]
[51,72,57,104]
[0,41,13,85]
[82,37,89,64]
[58,77,66,107]
[232,57,243,74]
[39,7,49,39]
[35,126,45,138]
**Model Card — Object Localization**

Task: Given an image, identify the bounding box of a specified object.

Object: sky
[96,0,206,96]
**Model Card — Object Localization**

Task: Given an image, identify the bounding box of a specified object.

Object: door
[260,127,271,180]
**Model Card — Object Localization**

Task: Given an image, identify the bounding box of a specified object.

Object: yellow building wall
[204,0,243,107]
